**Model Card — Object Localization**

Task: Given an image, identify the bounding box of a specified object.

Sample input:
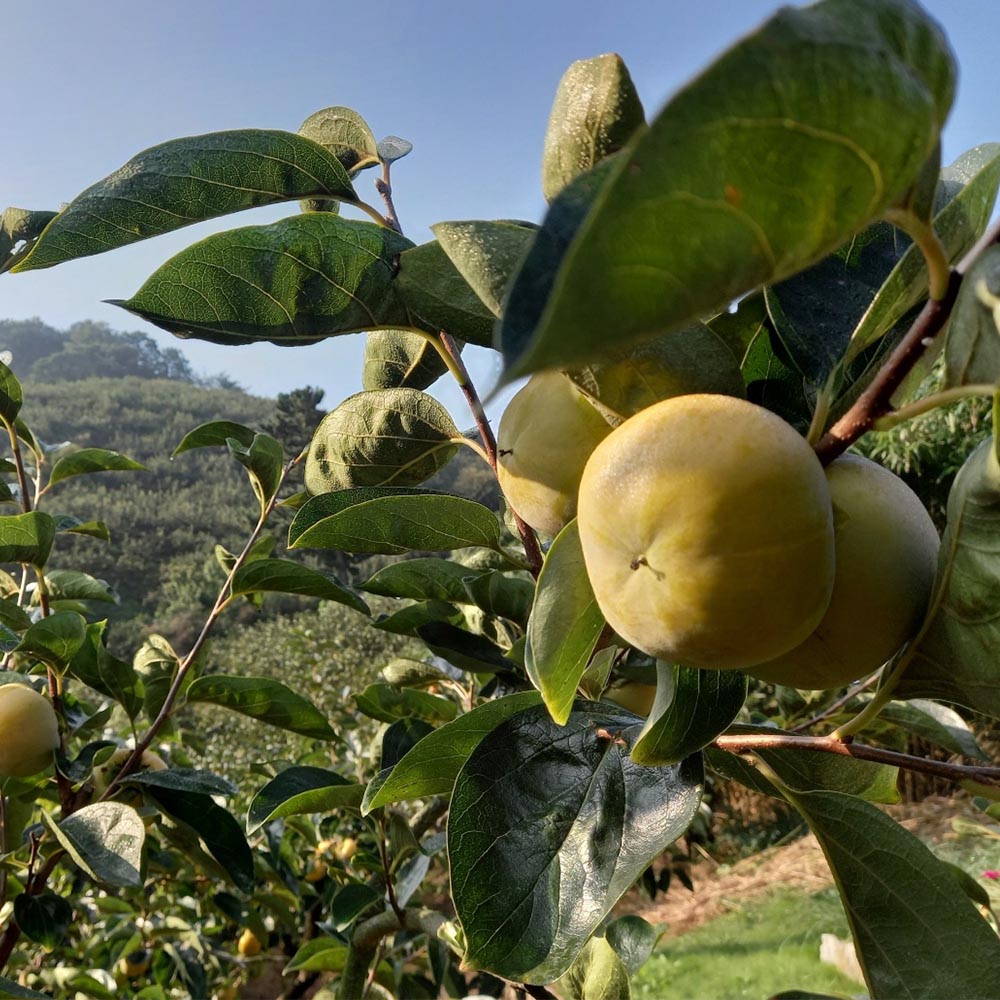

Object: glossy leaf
[525,520,605,725]
[361,690,541,814]
[304,388,459,493]
[555,935,631,1000]
[416,620,512,673]
[498,0,955,379]
[631,664,747,766]
[150,788,253,892]
[0,207,58,274]
[0,511,55,566]
[432,221,536,317]
[361,558,474,603]
[227,432,284,507]
[48,448,145,486]
[463,570,534,627]
[133,634,182,720]
[900,437,1000,716]
[68,622,143,719]
[876,698,986,760]
[113,214,411,346]
[285,938,350,973]
[785,788,1000,998]
[0,363,23,424]
[13,891,73,948]
[395,240,497,347]
[450,700,703,982]
[354,683,458,725]
[944,245,1000,387]
[605,915,659,976]
[124,768,237,796]
[362,329,450,391]
[43,803,144,888]
[381,658,448,689]
[330,883,383,931]
[298,106,379,174]
[11,130,359,272]
[185,675,335,739]
[38,570,115,604]
[173,420,256,455]
[247,766,364,834]
[542,53,645,202]
[289,488,502,555]
[230,558,368,614]
[15,612,87,667]
[56,518,110,542]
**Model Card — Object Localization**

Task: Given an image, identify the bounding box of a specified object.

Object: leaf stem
[873,383,997,431]
[374,162,402,235]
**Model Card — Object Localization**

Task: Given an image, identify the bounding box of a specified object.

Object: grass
[632,887,864,1000]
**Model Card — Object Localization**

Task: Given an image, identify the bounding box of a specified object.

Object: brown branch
[438,332,544,577]
[815,215,1000,464]
[714,732,1000,786]
[374,162,401,235]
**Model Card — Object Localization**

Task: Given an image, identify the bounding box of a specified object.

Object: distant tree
[263,385,326,458]
[0,317,65,371]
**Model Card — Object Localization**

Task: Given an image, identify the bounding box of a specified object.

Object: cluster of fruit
[497,370,940,694]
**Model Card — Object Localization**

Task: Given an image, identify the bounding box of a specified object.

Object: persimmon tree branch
[814,215,1000,464]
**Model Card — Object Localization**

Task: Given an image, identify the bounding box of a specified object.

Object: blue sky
[4,0,998,418]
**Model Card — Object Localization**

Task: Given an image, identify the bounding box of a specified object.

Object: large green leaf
[304,388,459,493]
[0,207,58,274]
[432,221,536,317]
[524,520,604,725]
[542,53,645,202]
[0,511,55,567]
[246,766,363,834]
[227,432,284,508]
[498,0,955,379]
[361,329,450,391]
[298,106,379,175]
[395,240,497,347]
[185,675,335,739]
[944,245,1000,387]
[361,691,541,814]
[15,612,87,668]
[48,448,146,486]
[554,935,631,1000]
[43,803,144,888]
[36,570,115,604]
[112,214,411,346]
[11,129,360,272]
[631,664,747,766]
[353,683,458,725]
[874,698,986,760]
[361,557,475,603]
[786,788,1000,999]
[230,558,368,614]
[173,420,256,455]
[449,700,703,982]
[897,436,1000,714]
[289,488,502,555]
[13,891,73,948]
[68,622,143,719]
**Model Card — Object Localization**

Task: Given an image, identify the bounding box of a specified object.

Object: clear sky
[4,0,998,418]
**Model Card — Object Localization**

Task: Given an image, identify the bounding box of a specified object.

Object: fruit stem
[872,384,997,431]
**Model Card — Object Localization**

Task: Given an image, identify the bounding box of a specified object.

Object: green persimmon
[0,683,59,778]
[748,453,940,690]
[577,394,835,670]
[496,371,613,537]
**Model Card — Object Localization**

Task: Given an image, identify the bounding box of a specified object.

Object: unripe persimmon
[749,454,939,689]
[237,928,262,957]
[496,372,612,537]
[603,682,657,717]
[577,395,835,670]
[0,684,59,778]
[93,746,168,794]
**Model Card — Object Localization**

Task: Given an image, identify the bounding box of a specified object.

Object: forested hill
[3,318,499,653]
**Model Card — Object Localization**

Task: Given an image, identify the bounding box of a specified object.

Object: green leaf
[354,683,458,725]
[0,363,23,424]
[784,788,1000,999]
[631,664,748,766]
[230,558,368,614]
[13,891,73,947]
[150,788,254,892]
[289,488,502,555]
[361,691,542,814]
[186,675,335,739]
[43,802,144,888]
[875,698,986,760]
[0,598,32,633]
[68,622,143,719]
[525,521,605,725]
[380,658,448,690]
[604,915,659,976]
[850,142,1000,363]
[542,53,645,202]
[0,207,58,274]
[463,570,534,627]
[39,570,115,604]
[298,106,379,175]
[450,700,703,982]
[554,935,631,1000]
[246,766,363,834]
[377,135,413,164]
[48,448,145,486]
[371,599,464,637]
[112,214,411,346]
[498,0,955,379]
[227,432,284,507]
[432,221,536,317]
[330,883,383,932]
[124,768,237,796]
[15,612,87,668]
[173,420,256,455]
[416,621,512,673]
[944,245,1000,387]
[361,558,474,603]
[362,329,450,391]
[395,240,497,347]
[133,634,182,720]
[899,437,1000,715]
[0,977,50,999]
[284,938,350,974]
[304,388,459,493]
[0,511,55,566]
[11,129,360,272]
[54,517,111,542]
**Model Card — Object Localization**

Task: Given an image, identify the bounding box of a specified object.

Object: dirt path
[617,796,986,938]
